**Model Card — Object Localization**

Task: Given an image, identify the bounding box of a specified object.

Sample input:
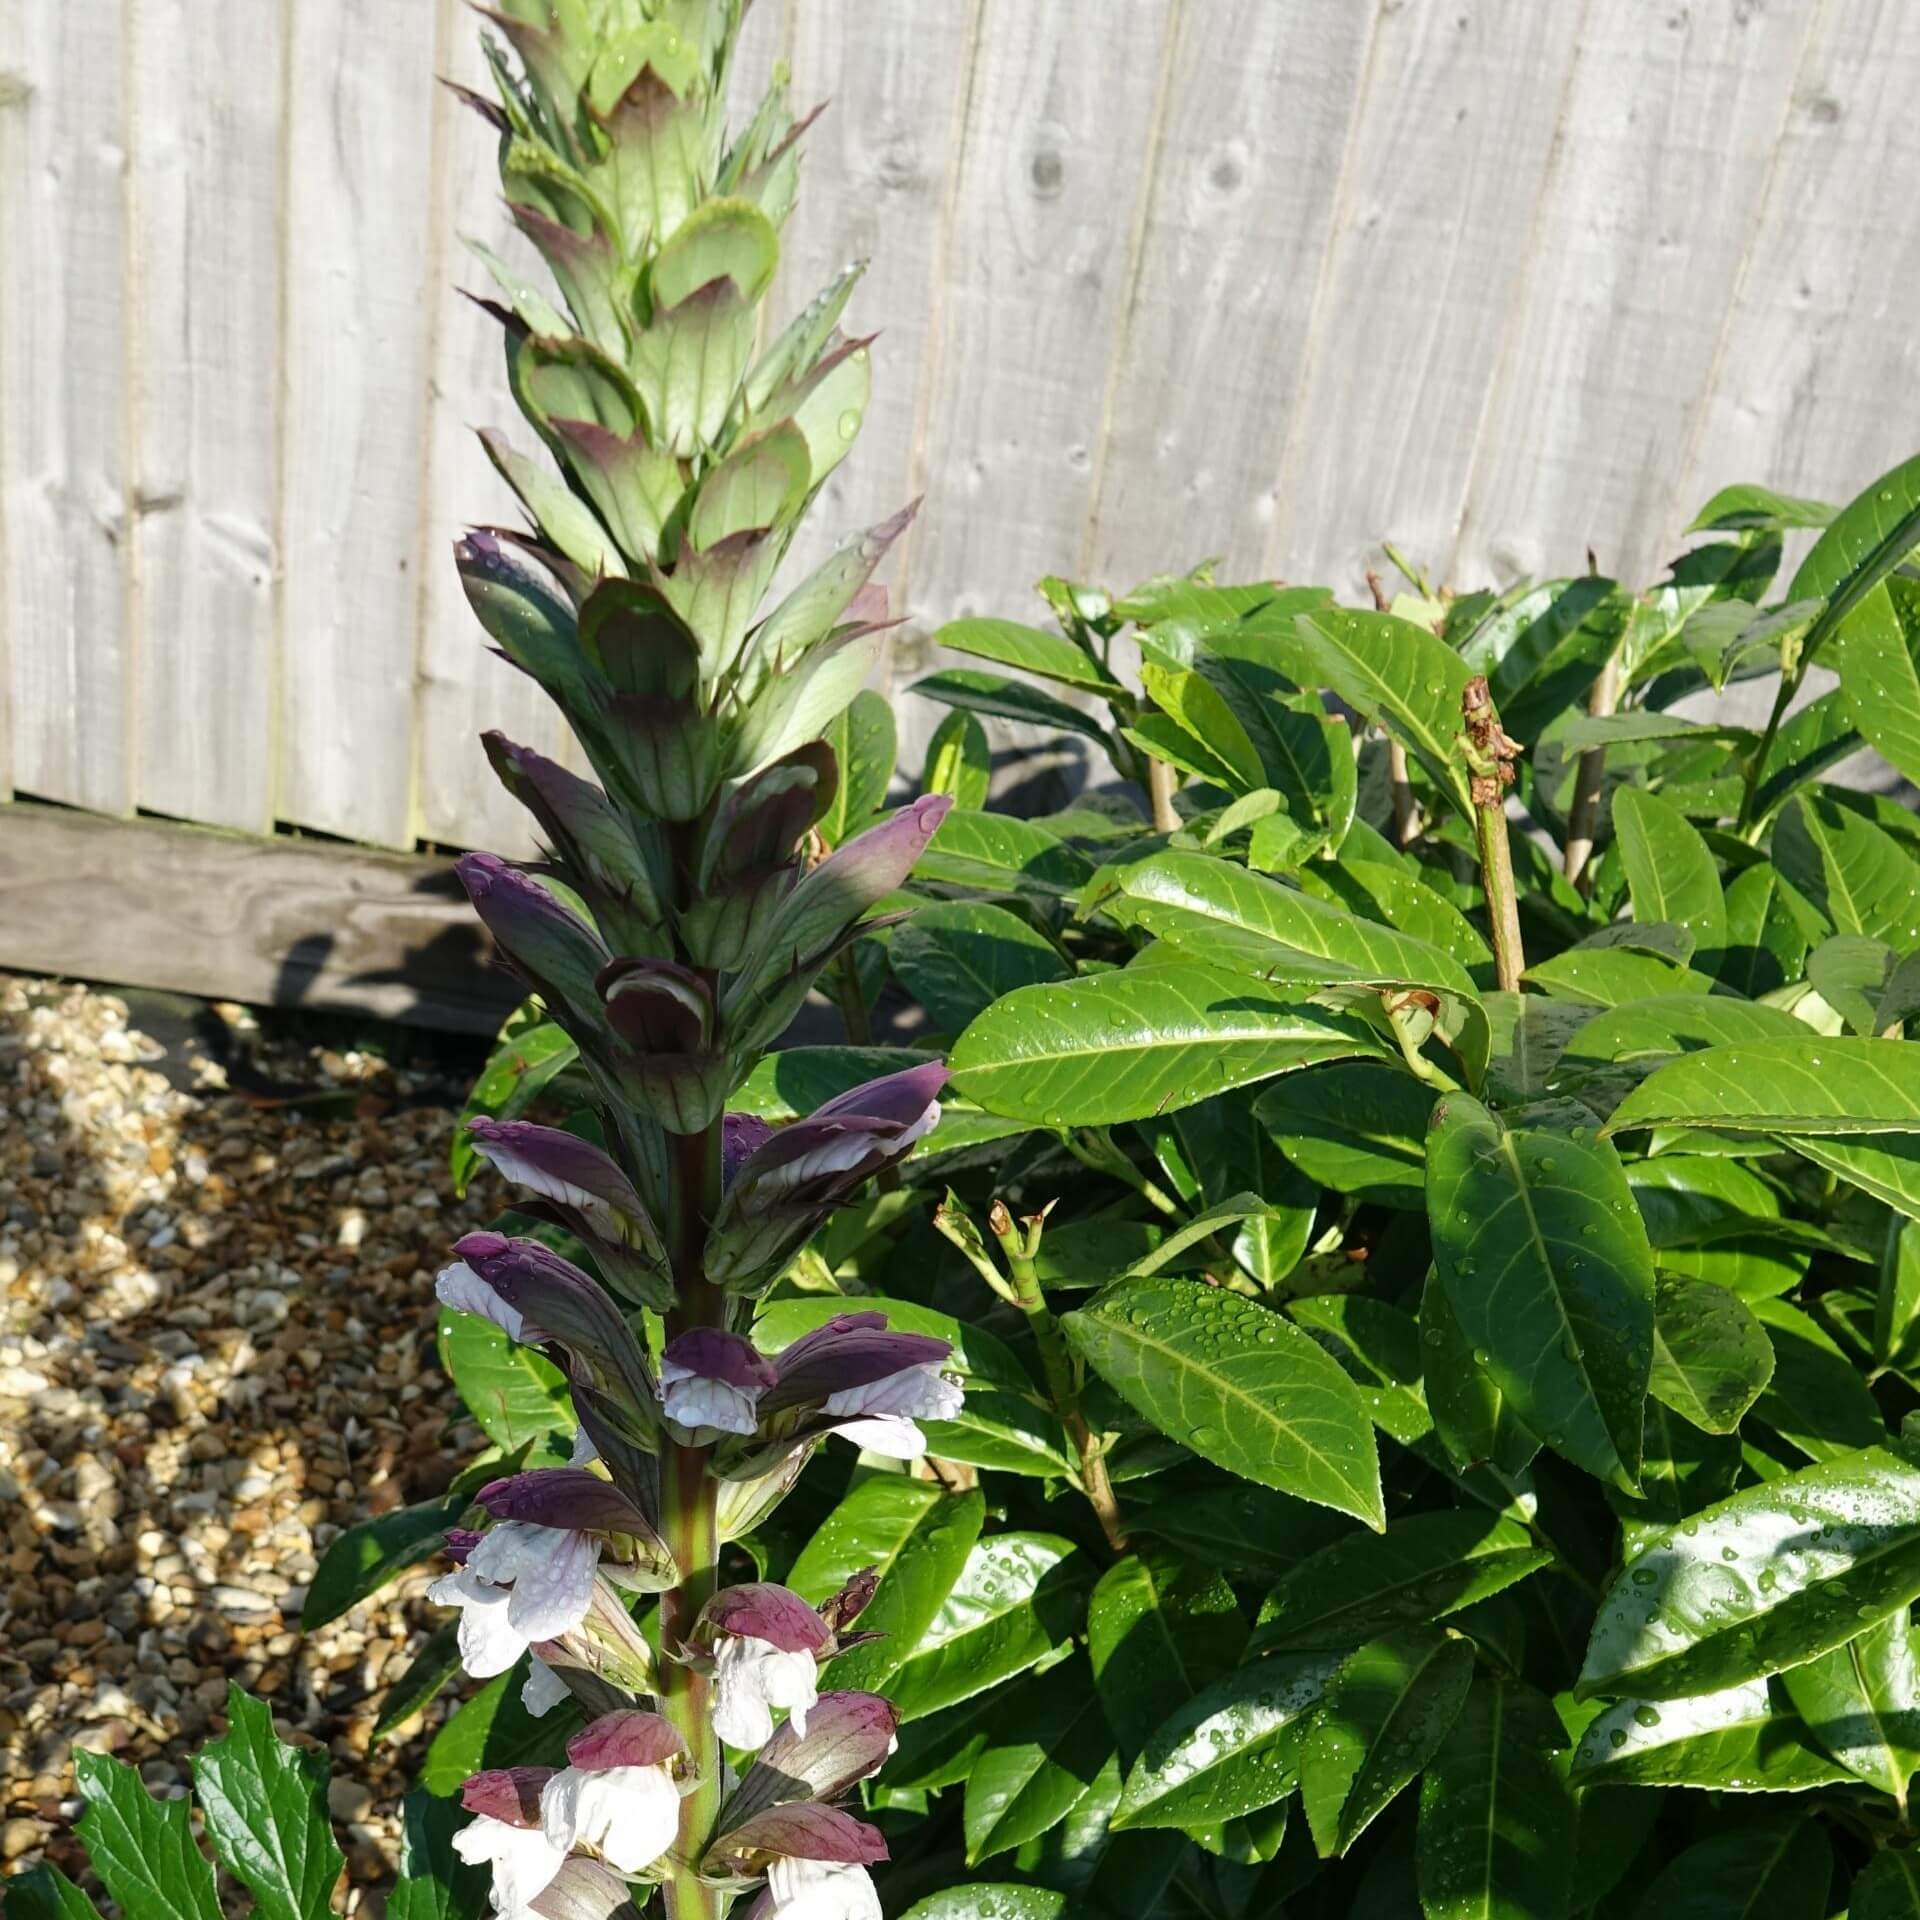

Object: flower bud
[596,958,731,1133]
[704,1064,949,1292]
[458,853,612,1025]
[658,1329,779,1437]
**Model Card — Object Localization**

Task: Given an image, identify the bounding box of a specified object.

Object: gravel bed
[0,975,500,1905]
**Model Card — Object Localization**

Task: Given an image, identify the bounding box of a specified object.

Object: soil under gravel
[0,974,504,1907]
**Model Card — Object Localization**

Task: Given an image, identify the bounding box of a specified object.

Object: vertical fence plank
[902,0,1175,785]
[1452,0,1819,591]
[129,0,285,833]
[770,0,978,609]
[1262,0,1583,600]
[413,0,565,857]
[1086,1,1371,593]
[278,0,440,849]
[1671,0,1920,544]
[0,3,134,813]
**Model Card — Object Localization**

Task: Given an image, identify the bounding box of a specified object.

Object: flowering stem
[989,1204,1128,1554]
[659,1118,728,1919]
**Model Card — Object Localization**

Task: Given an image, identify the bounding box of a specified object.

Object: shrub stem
[1462,677,1526,993]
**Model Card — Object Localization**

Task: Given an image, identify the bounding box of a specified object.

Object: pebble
[0,976,500,1896]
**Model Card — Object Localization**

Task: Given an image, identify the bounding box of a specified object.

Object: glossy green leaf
[1835,570,1920,787]
[883,1530,1090,1721]
[889,901,1070,1032]
[436,1307,573,1452]
[1291,606,1475,815]
[1556,997,1806,1095]
[1721,863,1817,996]
[1427,1095,1654,1492]
[1787,449,1920,666]
[1420,1267,1540,1477]
[963,1659,1116,1864]
[1612,787,1726,966]
[1808,932,1896,1034]
[819,1490,987,1695]
[1127,1484,1358,1584]
[191,1687,344,1920]
[1749,1295,1886,1461]
[3,1870,98,1920]
[1064,1277,1383,1527]
[1627,1822,1830,1919]
[1252,1511,1552,1654]
[1570,1677,1849,1790]
[1775,1614,1920,1803]
[1524,943,1708,1008]
[911,668,1113,746]
[73,1749,221,1920]
[373,1623,464,1744]
[1649,1273,1774,1435]
[949,962,1385,1127]
[1605,1036,1920,1136]
[1299,1627,1473,1857]
[1302,856,1493,977]
[450,1017,578,1195]
[900,1889,1064,1920]
[935,616,1121,692]
[1750,687,1863,826]
[1089,1549,1247,1762]
[1258,1062,1433,1208]
[1113,852,1490,1083]
[922,707,991,810]
[1689,482,1834,533]
[819,688,896,843]
[1416,1673,1573,1920]
[911,806,1095,897]
[1579,1445,1920,1700]
[1140,657,1267,793]
[1878,1215,1920,1372]
[303,1493,469,1630]
[1786,1131,1920,1222]
[1781,795,1920,947]
[1855,1849,1920,1919]
[1112,1654,1336,1831]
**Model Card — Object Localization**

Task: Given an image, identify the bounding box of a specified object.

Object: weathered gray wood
[130,0,285,834]
[278,0,441,849]
[899,0,1175,782]
[1669,0,1920,554]
[0,803,516,1035]
[1454,0,1818,590]
[9,0,1920,854]
[1090,0,1371,591]
[1265,0,1580,599]
[0,1,135,815]
[412,0,572,858]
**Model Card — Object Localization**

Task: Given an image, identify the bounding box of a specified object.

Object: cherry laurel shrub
[36,6,1920,1920]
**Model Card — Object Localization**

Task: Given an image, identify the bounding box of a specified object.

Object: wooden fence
[1,0,1917,1014]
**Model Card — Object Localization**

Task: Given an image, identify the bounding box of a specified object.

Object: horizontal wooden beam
[0,803,519,1034]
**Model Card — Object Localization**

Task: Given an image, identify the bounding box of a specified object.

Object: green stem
[1385,1001,1462,1093]
[1067,1130,1182,1219]
[991,1205,1128,1554]
[657,1118,727,1919]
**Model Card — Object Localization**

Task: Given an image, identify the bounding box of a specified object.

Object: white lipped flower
[711,1633,821,1751]
[538,1763,680,1876]
[520,1655,571,1718]
[656,1327,779,1439]
[452,1773,568,1920]
[428,1521,600,1679]
[763,1856,884,1920]
[824,1361,966,1460]
[535,1710,686,1881]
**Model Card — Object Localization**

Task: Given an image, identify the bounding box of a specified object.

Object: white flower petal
[428,1568,528,1679]
[540,1764,679,1876]
[452,1814,567,1920]
[658,1367,763,1437]
[503,1528,601,1644]
[828,1415,927,1461]
[764,1856,882,1920]
[711,1636,819,1751]
[567,1428,600,1469]
[520,1655,570,1719]
[823,1363,963,1424]
[436,1261,526,1340]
